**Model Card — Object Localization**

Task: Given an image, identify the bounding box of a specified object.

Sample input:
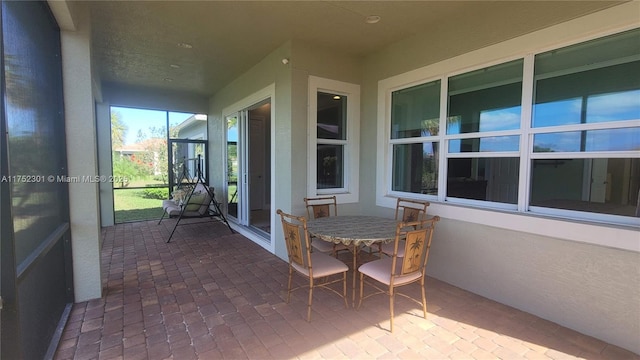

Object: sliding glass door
[226,100,271,235]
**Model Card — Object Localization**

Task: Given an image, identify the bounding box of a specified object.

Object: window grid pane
[449,136,520,153]
[447,59,523,135]
[391,80,440,139]
[533,128,640,152]
[447,158,519,204]
[317,144,344,189]
[317,92,346,140]
[530,158,640,217]
[392,142,439,195]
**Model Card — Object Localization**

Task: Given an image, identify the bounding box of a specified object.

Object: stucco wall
[60,3,103,302]
[208,40,362,260]
[360,2,640,354]
[208,42,292,259]
[289,40,363,215]
[429,219,640,354]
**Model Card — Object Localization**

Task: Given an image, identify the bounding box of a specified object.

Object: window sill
[378,196,639,252]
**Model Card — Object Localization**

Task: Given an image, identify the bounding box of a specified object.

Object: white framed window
[388,79,440,200]
[308,76,360,203]
[445,58,524,209]
[528,29,640,222]
[378,28,640,228]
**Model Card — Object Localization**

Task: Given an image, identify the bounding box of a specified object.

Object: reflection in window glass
[586,90,640,124]
[533,28,640,128]
[447,158,519,204]
[317,144,344,189]
[449,136,520,153]
[448,59,523,134]
[392,143,438,194]
[532,98,582,128]
[534,128,640,152]
[317,92,346,140]
[391,80,440,139]
[530,158,640,218]
[479,106,521,132]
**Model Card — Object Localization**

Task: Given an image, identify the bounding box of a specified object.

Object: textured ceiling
[88,1,625,97]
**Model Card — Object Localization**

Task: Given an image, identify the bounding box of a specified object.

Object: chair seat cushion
[358,258,421,286]
[292,252,348,278]
[311,239,334,253]
[311,239,349,253]
[380,240,405,257]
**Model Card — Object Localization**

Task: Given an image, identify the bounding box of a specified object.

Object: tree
[112,156,136,187]
[135,129,147,143]
[111,111,127,150]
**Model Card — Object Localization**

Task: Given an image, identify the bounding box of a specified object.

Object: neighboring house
[1,1,638,359]
[172,114,208,183]
[174,113,207,140]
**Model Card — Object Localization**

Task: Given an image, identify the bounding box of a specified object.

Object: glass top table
[306,215,398,305]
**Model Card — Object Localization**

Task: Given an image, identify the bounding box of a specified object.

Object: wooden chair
[357,216,440,332]
[276,209,349,321]
[304,196,349,257]
[378,198,430,257]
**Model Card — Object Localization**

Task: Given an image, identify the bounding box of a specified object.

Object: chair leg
[307,279,313,322]
[342,272,348,308]
[421,280,427,319]
[287,267,293,304]
[357,272,364,310]
[389,287,395,333]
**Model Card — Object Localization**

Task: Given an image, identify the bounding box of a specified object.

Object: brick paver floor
[54,219,639,360]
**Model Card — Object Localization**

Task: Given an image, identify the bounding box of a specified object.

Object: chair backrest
[277,209,312,269]
[304,196,337,219]
[394,198,430,222]
[390,216,440,280]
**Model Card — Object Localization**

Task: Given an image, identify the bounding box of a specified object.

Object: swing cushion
[185,193,207,211]
[162,186,213,217]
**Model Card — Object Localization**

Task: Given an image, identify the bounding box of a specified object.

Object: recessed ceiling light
[365,15,380,24]
[163,78,173,82]
[177,42,193,49]
[170,64,180,69]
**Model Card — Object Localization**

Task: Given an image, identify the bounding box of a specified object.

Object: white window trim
[308,76,360,203]
[376,19,640,252]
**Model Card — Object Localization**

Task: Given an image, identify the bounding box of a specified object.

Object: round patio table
[306,215,398,305]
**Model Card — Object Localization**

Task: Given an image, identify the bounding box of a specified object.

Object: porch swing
[158,155,233,243]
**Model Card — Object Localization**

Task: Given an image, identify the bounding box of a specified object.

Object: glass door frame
[226,110,250,226]
[225,99,271,233]
[222,84,275,250]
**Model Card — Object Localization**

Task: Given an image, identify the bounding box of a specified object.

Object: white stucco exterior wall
[60,3,103,302]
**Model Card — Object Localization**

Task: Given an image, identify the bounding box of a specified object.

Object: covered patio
[2,1,637,358]
[54,220,637,359]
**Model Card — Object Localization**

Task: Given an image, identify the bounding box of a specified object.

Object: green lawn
[114,188,165,223]
[114,178,235,223]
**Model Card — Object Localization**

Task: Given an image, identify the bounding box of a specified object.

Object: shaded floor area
[54,219,639,359]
